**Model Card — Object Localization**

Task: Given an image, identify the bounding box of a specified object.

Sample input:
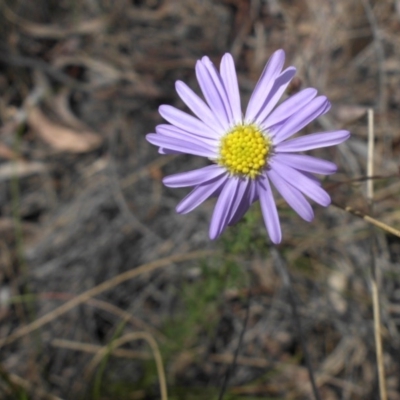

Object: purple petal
[245,49,285,122]
[176,174,229,214]
[146,134,216,158]
[159,148,182,155]
[270,159,331,206]
[272,96,331,144]
[228,179,256,225]
[257,174,282,244]
[209,176,241,239]
[302,171,322,186]
[262,88,318,129]
[220,53,242,124]
[202,56,234,122]
[274,153,337,175]
[226,179,251,225]
[196,60,230,130]
[156,124,218,148]
[163,165,226,188]
[249,178,259,202]
[175,80,223,134]
[254,67,296,125]
[267,168,314,221]
[276,130,350,152]
[159,105,216,139]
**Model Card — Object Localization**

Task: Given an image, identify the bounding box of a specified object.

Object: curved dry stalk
[82,332,167,400]
[0,250,215,349]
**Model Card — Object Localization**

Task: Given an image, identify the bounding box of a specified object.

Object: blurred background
[0,0,400,399]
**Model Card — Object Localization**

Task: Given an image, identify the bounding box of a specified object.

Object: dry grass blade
[367,109,387,400]
[51,338,150,360]
[2,2,108,38]
[332,202,400,238]
[0,250,215,349]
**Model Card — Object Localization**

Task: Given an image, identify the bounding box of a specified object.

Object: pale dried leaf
[0,161,46,182]
[28,108,102,153]
[328,270,348,314]
[333,104,367,124]
[0,144,18,160]
[53,55,137,85]
[52,88,91,131]
[3,3,108,39]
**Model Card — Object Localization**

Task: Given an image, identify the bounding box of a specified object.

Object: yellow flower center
[218,124,272,179]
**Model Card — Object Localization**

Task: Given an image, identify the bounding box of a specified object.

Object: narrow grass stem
[271,248,322,400]
[371,270,387,400]
[218,288,251,400]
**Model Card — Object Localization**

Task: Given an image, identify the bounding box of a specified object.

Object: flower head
[146,50,350,244]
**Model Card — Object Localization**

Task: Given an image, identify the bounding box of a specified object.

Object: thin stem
[271,248,322,400]
[218,288,251,400]
[372,274,386,399]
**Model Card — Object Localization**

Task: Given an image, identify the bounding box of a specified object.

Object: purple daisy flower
[146,50,350,244]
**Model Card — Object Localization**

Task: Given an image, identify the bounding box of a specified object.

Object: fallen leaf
[52,88,90,131]
[332,104,367,124]
[28,108,102,153]
[0,161,46,182]
[0,143,19,160]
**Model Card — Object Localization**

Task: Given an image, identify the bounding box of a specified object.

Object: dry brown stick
[366,109,387,400]
[332,202,400,238]
[326,173,400,191]
[0,250,215,349]
[51,338,151,359]
[2,292,168,343]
